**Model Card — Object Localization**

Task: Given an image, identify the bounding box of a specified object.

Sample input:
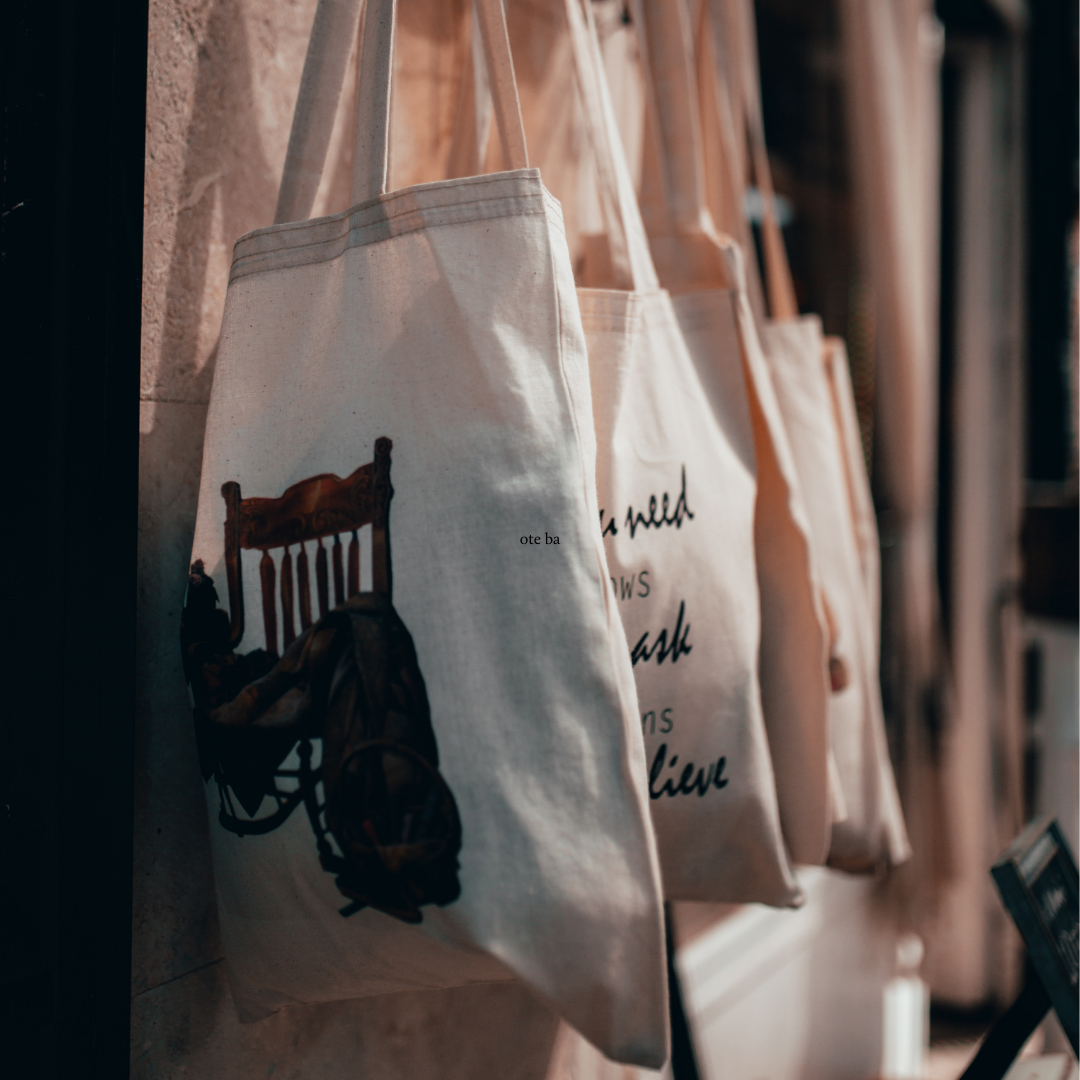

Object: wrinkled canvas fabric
[699,0,909,869]
[185,0,668,1065]
[580,284,801,904]
[761,319,911,869]
[363,0,801,905]
[841,0,946,896]
[823,335,881,640]
[558,0,801,905]
[633,0,833,869]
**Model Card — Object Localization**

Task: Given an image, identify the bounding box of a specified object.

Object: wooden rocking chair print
[220,436,393,655]
[182,434,462,922]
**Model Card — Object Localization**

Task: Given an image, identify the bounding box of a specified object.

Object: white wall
[680,870,898,1080]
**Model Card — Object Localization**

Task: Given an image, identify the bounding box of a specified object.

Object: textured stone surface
[142,0,314,404]
[134,400,217,1000]
[131,966,561,1080]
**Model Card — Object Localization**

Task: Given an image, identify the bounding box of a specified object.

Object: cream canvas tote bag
[824,334,881,640]
[821,337,911,868]
[762,318,910,870]
[181,0,668,1064]
[632,0,834,869]
[700,0,909,869]
[558,0,800,906]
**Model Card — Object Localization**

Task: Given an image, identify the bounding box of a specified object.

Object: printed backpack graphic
[180,437,462,923]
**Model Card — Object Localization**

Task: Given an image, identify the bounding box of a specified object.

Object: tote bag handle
[275,0,364,225]
[564,0,658,293]
[632,0,711,237]
[704,0,798,320]
[275,0,528,224]
[631,0,739,294]
[354,0,528,203]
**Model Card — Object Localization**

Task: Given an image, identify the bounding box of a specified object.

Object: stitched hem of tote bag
[667,288,739,332]
[576,288,646,335]
[229,169,562,282]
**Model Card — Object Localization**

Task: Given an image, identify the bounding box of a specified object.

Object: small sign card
[962,818,1079,1080]
[993,817,1079,1052]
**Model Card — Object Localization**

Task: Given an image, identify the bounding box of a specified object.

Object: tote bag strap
[275,0,365,224]
[631,0,737,293]
[275,0,528,224]
[354,0,528,203]
[704,0,798,320]
[564,0,657,293]
[632,0,710,236]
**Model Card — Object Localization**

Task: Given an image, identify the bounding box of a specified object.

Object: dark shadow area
[152,0,281,405]
[1024,0,1078,483]
[2,0,146,1077]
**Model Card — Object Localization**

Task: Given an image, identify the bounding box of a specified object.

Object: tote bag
[760,318,910,869]
[555,0,800,906]
[822,336,910,867]
[699,0,910,869]
[630,0,834,869]
[181,0,669,1064]
[824,335,882,646]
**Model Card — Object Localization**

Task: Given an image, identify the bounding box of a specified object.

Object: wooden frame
[221,436,393,654]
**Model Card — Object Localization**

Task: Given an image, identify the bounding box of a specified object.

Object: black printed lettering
[624,467,694,539]
[608,570,651,600]
[600,468,693,541]
[648,743,729,800]
[630,601,693,666]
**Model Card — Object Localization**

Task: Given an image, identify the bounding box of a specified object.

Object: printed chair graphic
[183,437,462,923]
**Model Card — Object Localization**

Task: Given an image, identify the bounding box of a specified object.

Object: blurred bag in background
[630,0,836,871]
[697,0,910,871]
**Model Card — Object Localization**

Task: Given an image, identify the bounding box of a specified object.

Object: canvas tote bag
[554,0,800,907]
[181,0,669,1063]
[824,334,882,641]
[630,0,834,869]
[699,0,910,869]
[762,317,910,870]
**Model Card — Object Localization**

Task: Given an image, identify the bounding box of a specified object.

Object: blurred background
[749,0,1078,1020]
[598,0,1079,1072]
[748,0,1079,1069]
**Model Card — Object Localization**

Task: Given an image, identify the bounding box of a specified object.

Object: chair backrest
[221,437,393,654]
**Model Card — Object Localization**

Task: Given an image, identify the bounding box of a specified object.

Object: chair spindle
[316,539,329,618]
[297,543,312,629]
[280,546,296,648]
[348,530,360,597]
[332,534,345,605]
[259,550,278,655]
